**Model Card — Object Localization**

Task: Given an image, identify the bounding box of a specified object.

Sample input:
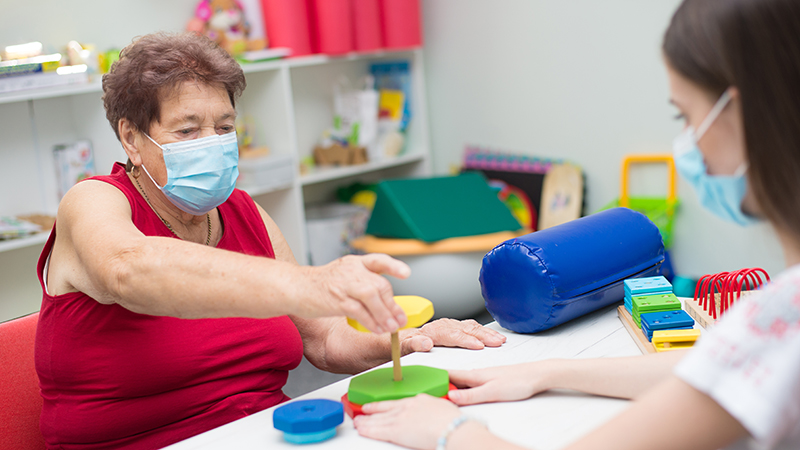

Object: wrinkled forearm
[107,236,309,319]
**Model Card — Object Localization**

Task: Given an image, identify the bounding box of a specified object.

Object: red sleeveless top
[35,163,304,449]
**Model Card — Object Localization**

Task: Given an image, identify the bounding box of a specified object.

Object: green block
[365,173,521,242]
[632,293,681,327]
[347,365,449,405]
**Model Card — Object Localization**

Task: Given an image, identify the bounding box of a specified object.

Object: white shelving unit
[0,48,432,319]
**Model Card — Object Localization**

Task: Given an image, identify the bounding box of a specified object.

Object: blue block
[273,399,343,444]
[641,310,694,331]
[624,276,672,296]
[283,428,337,444]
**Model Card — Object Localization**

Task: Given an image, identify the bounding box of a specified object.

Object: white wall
[420,0,786,279]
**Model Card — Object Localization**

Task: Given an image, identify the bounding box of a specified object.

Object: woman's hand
[296,254,411,334]
[400,318,507,354]
[354,394,462,450]
[446,361,556,406]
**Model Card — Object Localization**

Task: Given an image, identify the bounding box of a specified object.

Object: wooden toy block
[632,293,681,327]
[642,324,693,341]
[641,310,694,331]
[347,295,434,332]
[640,309,694,340]
[616,306,656,354]
[347,365,449,405]
[273,399,344,444]
[632,293,681,313]
[652,329,701,352]
[624,276,672,296]
[684,291,757,330]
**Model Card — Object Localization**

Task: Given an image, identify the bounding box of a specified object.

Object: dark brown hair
[663,0,800,236]
[102,32,246,168]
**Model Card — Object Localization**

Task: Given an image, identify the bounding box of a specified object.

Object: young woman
[353,0,800,448]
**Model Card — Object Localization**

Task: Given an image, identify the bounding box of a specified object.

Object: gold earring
[132,166,141,179]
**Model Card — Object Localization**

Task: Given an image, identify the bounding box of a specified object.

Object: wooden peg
[391,331,402,381]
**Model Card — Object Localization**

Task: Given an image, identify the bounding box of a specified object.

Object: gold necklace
[133,173,212,246]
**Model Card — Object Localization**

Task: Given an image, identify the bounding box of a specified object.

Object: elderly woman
[35,32,505,450]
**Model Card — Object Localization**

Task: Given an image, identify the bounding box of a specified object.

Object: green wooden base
[347,365,449,405]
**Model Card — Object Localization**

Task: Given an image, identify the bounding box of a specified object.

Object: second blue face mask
[672,90,757,227]
[142,131,239,215]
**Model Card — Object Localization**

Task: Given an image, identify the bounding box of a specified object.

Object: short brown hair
[663,0,800,236]
[102,32,246,143]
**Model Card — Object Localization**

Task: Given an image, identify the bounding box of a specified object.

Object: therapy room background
[0,0,784,397]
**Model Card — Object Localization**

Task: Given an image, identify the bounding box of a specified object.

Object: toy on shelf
[187,0,266,55]
[272,399,343,444]
[341,296,452,418]
[461,146,584,232]
[312,75,378,167]
[0,42,92,94]
[463,146,562,173]
[601,154,679,249]
[53,140,95,200]
[538,163,585,230]
[684,268,770,329]
[65,41,99,74]
[0,216,42,240]
[313,142,367,166]
[235,115,269,158]
[365,173,521,243]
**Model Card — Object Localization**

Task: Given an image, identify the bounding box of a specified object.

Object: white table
[166,304,641,450]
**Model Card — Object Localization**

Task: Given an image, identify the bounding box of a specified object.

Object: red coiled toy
[694,268,770,319]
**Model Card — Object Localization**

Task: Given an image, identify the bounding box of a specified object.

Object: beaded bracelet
[436,415,481,450]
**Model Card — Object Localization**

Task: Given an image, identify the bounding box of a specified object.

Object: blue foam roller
[480,208,665,333]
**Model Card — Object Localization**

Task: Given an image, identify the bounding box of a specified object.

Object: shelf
[283,47,419,69]
[0,232,49,253]
[0,48,420,105]
[0,78,103,105]
[300,153,425,186]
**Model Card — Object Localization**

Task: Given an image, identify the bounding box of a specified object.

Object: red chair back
[0,312,46,450]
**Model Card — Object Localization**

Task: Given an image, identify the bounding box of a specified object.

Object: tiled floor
[283,308,495,398]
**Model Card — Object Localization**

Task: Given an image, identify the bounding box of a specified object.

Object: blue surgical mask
[142,131,239,215]
[672,90,757,226]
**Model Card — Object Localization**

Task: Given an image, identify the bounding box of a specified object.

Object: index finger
[360,255,408,330]
[361,398,404,414]
[361,253,411,280]
[466,324,507,347]
[447,369,487,388]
